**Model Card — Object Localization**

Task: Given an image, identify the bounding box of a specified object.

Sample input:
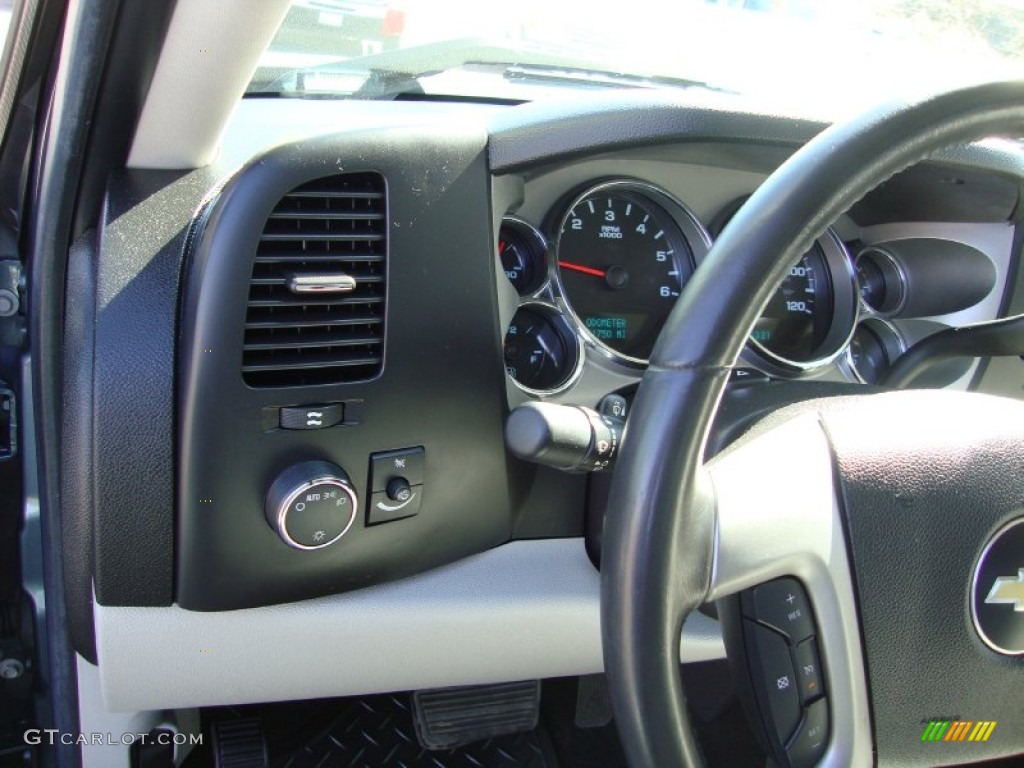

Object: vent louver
[242,173,387,387]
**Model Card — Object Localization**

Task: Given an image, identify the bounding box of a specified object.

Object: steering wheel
[602,81,1024,767]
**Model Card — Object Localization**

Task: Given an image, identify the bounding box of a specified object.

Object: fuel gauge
[503,304,581,394]
[845,319,906,384]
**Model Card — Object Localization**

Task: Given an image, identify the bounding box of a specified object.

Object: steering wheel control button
[368,486,422,525]
[745,578,816,644]
[791,638,824,704]
[747,621,801,745]
[786,697,829,768]
[265,461,357,550]
[971,517,1024,655]
[279,403,345,430]
[370,447,425,492]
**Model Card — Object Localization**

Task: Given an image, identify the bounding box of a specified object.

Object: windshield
[249,0,1024,118]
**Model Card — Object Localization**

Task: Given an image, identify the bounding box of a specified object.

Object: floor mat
[194,693,556,768]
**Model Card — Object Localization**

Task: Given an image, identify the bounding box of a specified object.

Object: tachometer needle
[559,261,606,278]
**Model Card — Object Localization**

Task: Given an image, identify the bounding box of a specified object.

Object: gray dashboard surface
[94,539,725,710]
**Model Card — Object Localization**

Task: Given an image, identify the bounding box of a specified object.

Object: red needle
[559,261,606,278]
[498,240,507,254]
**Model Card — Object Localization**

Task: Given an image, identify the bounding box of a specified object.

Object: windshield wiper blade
[500,62,731,94]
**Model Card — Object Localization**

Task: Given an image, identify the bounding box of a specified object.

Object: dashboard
[69,92,1022,711]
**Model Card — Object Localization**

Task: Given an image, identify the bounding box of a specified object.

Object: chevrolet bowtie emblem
[985,569,1024,612]
[972,519,1024,656]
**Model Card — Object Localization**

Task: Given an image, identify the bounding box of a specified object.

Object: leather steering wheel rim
[600,81,1024,767]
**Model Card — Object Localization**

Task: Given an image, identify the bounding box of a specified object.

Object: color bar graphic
[969,722,997,742]
[921,720,996,743]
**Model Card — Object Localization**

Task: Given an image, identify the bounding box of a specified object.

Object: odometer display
[555,184,698,362]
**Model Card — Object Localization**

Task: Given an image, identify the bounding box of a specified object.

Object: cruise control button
[787,697,829,768]
[370,447,425,491]
[746,578,816,644]
[791,638,824,704]
[747,621,801,745]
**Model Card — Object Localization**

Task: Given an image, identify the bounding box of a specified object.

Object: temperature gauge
[855,247,907,316]
[499,218,548,296]
[503,304,581,394]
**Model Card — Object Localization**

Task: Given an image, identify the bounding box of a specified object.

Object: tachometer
[553,181,709,364]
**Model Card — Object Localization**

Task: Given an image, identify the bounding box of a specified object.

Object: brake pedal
[412,680,541,750]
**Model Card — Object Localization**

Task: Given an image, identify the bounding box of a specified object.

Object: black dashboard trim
[62,230,99,660]
[91,168,210,607]
[176,125,515,611]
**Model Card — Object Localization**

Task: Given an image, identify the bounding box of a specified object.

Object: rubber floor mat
[273,693,554,768]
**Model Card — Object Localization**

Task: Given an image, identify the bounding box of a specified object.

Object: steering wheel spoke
[706,410,873,767]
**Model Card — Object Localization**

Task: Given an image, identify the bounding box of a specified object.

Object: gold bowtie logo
[985,569,1024,612]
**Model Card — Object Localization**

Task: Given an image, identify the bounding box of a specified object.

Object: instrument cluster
[501,177,870,394]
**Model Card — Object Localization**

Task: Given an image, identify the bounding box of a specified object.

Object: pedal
[574,674,613,729]
[412,680,541,750]
[211,718,267,768]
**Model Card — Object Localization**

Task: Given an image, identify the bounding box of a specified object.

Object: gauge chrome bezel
[504,300,586,397]
[854,245,908,318]
[746,227,860,374]
[499,215,551,298]
[549,179,712,370]
[840,317,908,384]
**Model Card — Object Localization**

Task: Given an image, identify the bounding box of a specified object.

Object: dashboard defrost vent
[242,172,387,387]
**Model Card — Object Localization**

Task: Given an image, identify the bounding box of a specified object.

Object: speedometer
[553,181,710,364]
[751,246,833,362]
[713,197,858,372]
[748,229,858,370]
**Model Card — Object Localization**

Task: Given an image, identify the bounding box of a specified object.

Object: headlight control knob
[265,460,358,550]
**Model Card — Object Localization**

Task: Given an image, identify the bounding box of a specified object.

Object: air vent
[242,173,387,387]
